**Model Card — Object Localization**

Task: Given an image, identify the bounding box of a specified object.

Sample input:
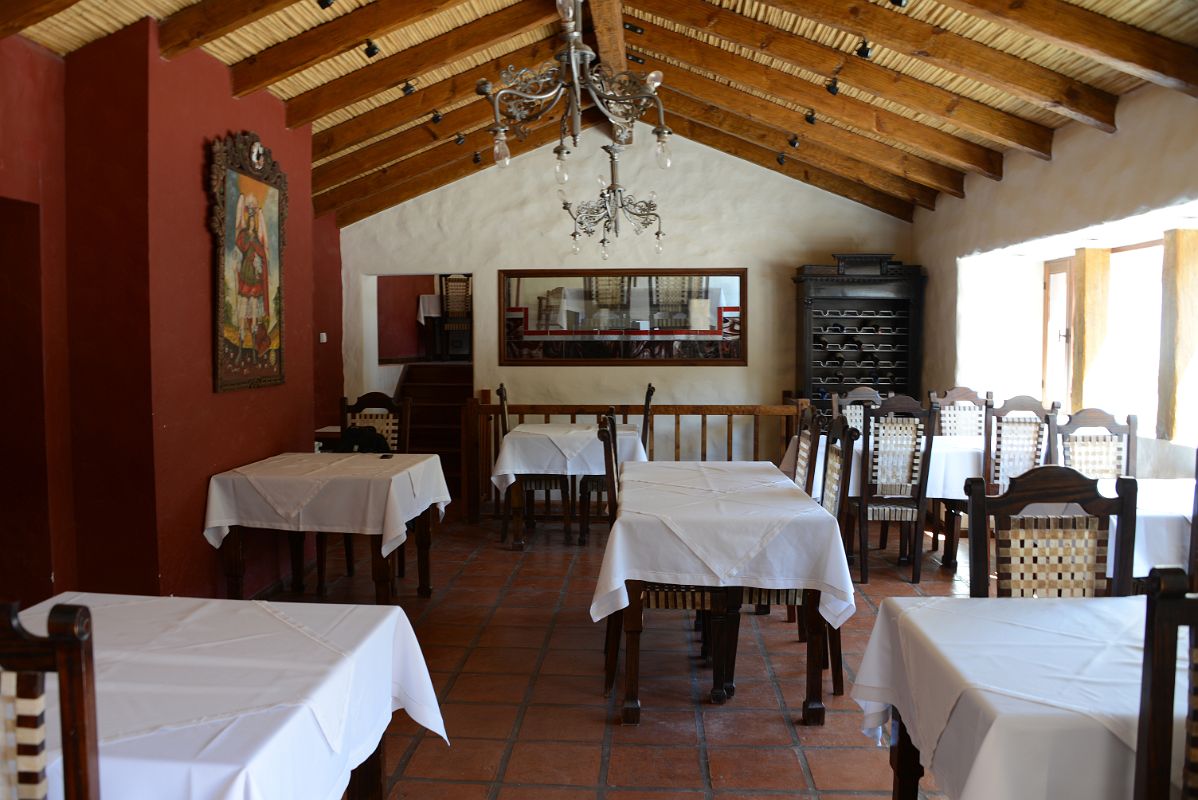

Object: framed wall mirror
[499,268,746,366]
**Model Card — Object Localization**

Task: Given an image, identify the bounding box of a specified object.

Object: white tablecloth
[21,592,446,800]
[203,452,451,557]
[491,423,648,491]
[416,294,441,325]
[781,434,983,501]
[852,596,1184,799]
[589,461,855,627]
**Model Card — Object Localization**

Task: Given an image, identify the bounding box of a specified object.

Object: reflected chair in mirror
[856,395,938,584]
[927,387,992,568]
[584,275,631,329]
[497,384,573,546]
[440,273,472,359]
[650,274,708,329]
[964,465,1136,598]
[325,393,413,592]
[1133,567,1197,799]
[1057,408,1137,478]
[0,603,100,800]
[579,385,653,544]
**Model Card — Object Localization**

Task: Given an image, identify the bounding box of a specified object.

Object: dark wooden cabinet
[794,255,925,419]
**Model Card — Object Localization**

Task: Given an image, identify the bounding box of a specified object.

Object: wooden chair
[856,395,938,584]
[787,403,822,495]
[579,385,653,544]
[0,603,100,800]
[831,386,888,433]
[964,465,1136,598]
[440,273,472,358]
[497,384,573,545]
[927,387,991,567]
[982,395,1060,493]
[1134,566,1197,798]
[1057,407,1137,478]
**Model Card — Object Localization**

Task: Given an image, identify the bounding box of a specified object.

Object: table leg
[315,532,328,597]
[723,588,743,700]
[347,736,384,800]
[288,532,306,593]
[415,509,433,598]
[621,582,644,725]
[709,590,729,705]
[370,544,394,605]
[800,589,826,725]
[222,527,246,600]
[890,710,923,800]
[511,478,527,551]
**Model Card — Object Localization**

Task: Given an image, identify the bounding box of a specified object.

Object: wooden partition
[460,393,806,521]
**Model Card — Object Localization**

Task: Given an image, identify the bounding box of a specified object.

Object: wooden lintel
[158,0,296,59]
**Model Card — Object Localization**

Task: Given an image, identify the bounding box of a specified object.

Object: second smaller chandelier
[559,144,662,260]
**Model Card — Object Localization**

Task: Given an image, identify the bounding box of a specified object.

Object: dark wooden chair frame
[981,395,1061,493]
[926,387,992,569]
[1056,407,1138,477]
[0,603,100,800]
[579,385,654,544]
[1191,447,1198,591]
[789,403,823,495]
[497,383,572,549]
[964,465,1137,598]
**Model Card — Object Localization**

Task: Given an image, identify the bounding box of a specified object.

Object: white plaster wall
[340,125,912,406]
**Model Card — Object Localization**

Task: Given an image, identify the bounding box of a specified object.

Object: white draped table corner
[490,422,648,491]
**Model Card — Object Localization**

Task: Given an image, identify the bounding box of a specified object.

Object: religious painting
[499,269,747,366]
[208,132,288,391]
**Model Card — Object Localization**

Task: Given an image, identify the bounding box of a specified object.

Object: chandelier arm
[490,84,567,129]
[581,85,661,125]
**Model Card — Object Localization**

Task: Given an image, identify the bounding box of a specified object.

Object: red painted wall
[0,36,73,606]
[313,213,344,427]
[378,275,435,360]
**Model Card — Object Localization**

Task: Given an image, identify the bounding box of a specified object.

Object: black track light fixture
[826,77,839,95]
[856,39,873,59]
[788,134,799,148]
[776,152,786,166]
[472,151,482,164]
[890,0,909,6]
[316,0,334,9]
[455,132,466,145]
[402,81,415,96]
[430,109,443,124]
[805,109,817,125]
[363,39,380,58]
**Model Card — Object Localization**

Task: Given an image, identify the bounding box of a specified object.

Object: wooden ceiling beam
[335,115,594,227]
[313,36,558,161]
[661,88,936,210]
[313,99,492,194]
[935,0,1198,97]
[637,52,965,197]
[158,0,295,59]
[587,0,629,142]
[634,17,1001,179]
[667,114,914,221]
[232,0,473,97]
[756,0,1118,132]
[630,0,1052,159]
[0,0,82,38]
[286,0,558,128]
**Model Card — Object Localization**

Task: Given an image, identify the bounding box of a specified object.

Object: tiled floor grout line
[687,611,718,800]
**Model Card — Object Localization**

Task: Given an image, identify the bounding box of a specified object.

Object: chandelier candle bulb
[655,139,672,169]
[493,135,511,167]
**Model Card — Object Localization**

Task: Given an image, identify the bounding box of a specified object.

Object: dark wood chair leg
[346,737,384,800]
[796,605,808,642]
[929,500,941,552]
[879,520,890,550]
[288,532,306,593]
[722,589,743,700]
[580,487,591,546]
[891,710,924,800]
[343,533,356,576]
[910,519,924,584]
[415,509,432,598]
[699,609,711,664]
[800,589,826,725]
[560,477,573,544]
[316,532,329,596]
[709,592,729,705]
[943,509,960,569]
[603,612,622,696]
[370,545,393,605]
[858,506,871,584]
[785,605,797,624]
[396,541,406,579]
[223,527,246,600]
[621,585,644,724]
[500,487,512,543]
[829,625,844,696]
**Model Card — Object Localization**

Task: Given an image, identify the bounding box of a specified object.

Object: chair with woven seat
[1134,566,1196,799]
[831,386,889,434]
[927,387,991,566]
[497,383,573,545]
[856,395,938,584]
[982,395,1060,493]
[579,385,653,544]
[1,603,100,800]
[965,465,1136,598]
[787,403,822,495]
[1057,407,1137,478]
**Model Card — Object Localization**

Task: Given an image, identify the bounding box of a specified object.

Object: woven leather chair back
[993,514,1110,597]
[1058,408,1137,478]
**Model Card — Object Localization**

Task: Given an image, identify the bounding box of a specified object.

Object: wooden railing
[460,394,807,521]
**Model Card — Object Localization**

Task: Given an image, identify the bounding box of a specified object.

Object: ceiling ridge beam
[286,0,558,128]
[661,88,937,210]
[158,0,295,59]
[628,0,1051,159]
[632,16,1002,179]
[934,0,1198,98]
[312,36,558,161]
[313,99,492,194]
[1,0,83,38]
[232,0,473,97]
[636,51,965,197]
[667,114,914,221]
[755,0,1118,132]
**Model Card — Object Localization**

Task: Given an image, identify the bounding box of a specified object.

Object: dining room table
[589,460,855,726]
[204,452,451,603]
[851,594,1185,799]
[19,591,446,800]
[491,421,648,548]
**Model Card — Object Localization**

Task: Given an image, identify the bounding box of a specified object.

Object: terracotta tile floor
[278,511,970,800]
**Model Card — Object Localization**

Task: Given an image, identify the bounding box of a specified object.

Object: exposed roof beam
[935,0,1198,98]
[312,36,558,161]
[634,16,1001,179]
[631,0,1051,159]
[1,0,81,38]
[158,0,295,59]
[668,115,913,221]
[336,116,593,227]
[661,88,936,210]
[588,0,626,71]
[313,99,492,194]
[637,52,965,197]
[756,0,1118,131]
[286,0,558,128]
[232,0,472,97]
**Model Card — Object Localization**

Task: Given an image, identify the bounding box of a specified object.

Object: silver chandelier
[475,0,672,252]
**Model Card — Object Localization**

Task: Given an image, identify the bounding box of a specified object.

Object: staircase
[395,362,473,497]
